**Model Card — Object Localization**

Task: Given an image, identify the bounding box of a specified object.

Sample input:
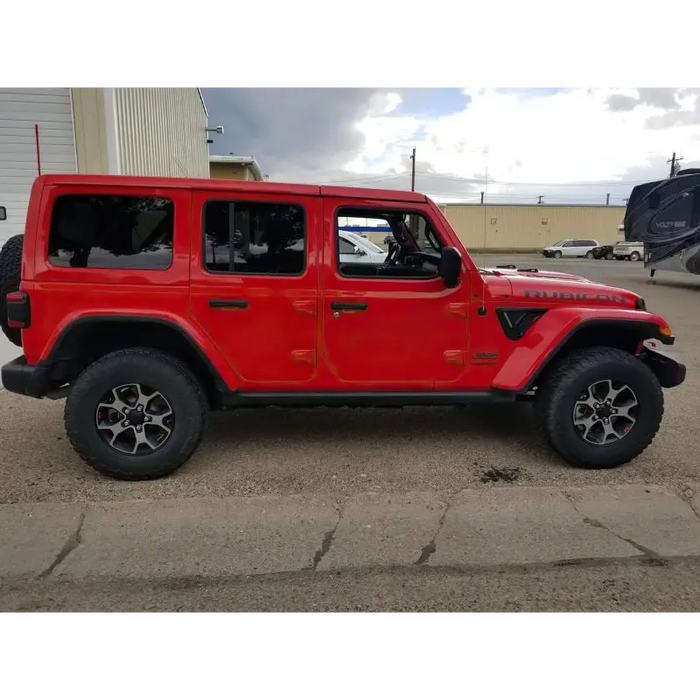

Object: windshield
[362,238,385,254]
[342,231,386,254]
[551,240,564,247]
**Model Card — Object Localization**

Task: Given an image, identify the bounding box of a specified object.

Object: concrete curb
[2,485,700,580]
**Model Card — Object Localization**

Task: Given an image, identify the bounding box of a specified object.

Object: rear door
[189,190,320,390]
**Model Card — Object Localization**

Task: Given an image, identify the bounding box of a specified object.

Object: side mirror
[440,246,462,288]
[354,246,366,256]
[0,206,6,221]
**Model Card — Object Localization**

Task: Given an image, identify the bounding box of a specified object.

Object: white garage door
[0,88,77,245]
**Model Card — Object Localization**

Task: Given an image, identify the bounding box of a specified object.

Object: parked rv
[624,169,700,279]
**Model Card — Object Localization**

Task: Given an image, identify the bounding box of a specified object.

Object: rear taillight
[6,291,30,329]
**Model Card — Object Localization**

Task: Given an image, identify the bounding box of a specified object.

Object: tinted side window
[204,201,305,275]
[49,195,174,269]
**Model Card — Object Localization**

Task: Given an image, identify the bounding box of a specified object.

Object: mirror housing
[440,246,462,288]
[354,246,366,256]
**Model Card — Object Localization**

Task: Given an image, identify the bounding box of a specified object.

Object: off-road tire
[585,250,594,259]
[553,250,562,259]
[65,347,208,480]
[0,235,24,346]
[534,347,664,469]
[630,251,641,262]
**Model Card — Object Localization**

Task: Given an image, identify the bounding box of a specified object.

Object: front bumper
[1,356,51,398]
[640,340,686,388]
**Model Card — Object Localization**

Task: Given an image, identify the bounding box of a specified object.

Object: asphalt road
[1,256,698,505]
[4,559,700,612]
[2,255,700,612]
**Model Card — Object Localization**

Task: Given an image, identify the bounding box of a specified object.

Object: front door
[190,190,320,390]
[562,240,578,257]
[321,198,470,390]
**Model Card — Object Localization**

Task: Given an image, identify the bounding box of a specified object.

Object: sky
[201,88,700,205]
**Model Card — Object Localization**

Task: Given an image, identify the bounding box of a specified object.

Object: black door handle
[331,301,368,311]
[209,299,248,309]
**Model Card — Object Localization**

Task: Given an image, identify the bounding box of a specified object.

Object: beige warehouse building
[0,88,210,241]
[438,203,626,252]
[210,155,264,181]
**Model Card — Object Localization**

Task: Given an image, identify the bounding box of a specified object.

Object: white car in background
[542,238,599,258]
[612,241,644,261]
[338,231,388,264]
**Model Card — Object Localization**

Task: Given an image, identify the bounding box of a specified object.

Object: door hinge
[291,350,316,365]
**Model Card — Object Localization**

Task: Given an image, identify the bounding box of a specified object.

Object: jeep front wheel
[65,348,208,480]
[534,347,664,469]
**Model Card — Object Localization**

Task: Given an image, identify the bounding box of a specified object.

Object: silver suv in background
[613,241,644,261]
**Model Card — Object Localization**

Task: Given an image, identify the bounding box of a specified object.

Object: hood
[480,266,643,308]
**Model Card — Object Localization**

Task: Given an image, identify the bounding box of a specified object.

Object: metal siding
[115,88,209,178]
[71,88,109,174]
[443,205,626,251]
[0,88,77,242]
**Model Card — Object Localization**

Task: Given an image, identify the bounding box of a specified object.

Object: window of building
[203,201,305,275]
[48,195,174,269]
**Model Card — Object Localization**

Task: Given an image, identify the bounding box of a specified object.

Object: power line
[414,171,651,187]
[326,169,655,189]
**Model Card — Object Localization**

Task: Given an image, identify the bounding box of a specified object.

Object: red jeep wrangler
[0,175,686,480]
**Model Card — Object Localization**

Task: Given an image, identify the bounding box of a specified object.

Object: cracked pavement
[3,485,700,594]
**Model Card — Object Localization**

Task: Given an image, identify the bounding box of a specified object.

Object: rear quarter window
[48,194,174,270]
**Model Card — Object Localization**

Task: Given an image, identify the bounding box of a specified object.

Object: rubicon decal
[524,290,627,303]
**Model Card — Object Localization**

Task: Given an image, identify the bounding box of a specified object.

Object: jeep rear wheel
[534,347,664,469]
[65,348,208,480]
[0,235,24,347]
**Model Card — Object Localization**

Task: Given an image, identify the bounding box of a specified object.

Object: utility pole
[480,191,484,205]
[606,193,610,206]
[410,148,416,191]
[537,195,544,204]
[668,151,683,178]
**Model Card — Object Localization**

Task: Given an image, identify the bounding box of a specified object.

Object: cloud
[201,87,700,205]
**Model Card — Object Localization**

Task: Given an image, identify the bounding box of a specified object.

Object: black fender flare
[43,315,231,395]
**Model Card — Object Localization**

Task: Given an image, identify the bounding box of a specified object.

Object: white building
[0,88,211,242]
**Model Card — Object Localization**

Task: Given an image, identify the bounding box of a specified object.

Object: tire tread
[64,347,208,480]
[534,346,664,469]
[0,235,24,347]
